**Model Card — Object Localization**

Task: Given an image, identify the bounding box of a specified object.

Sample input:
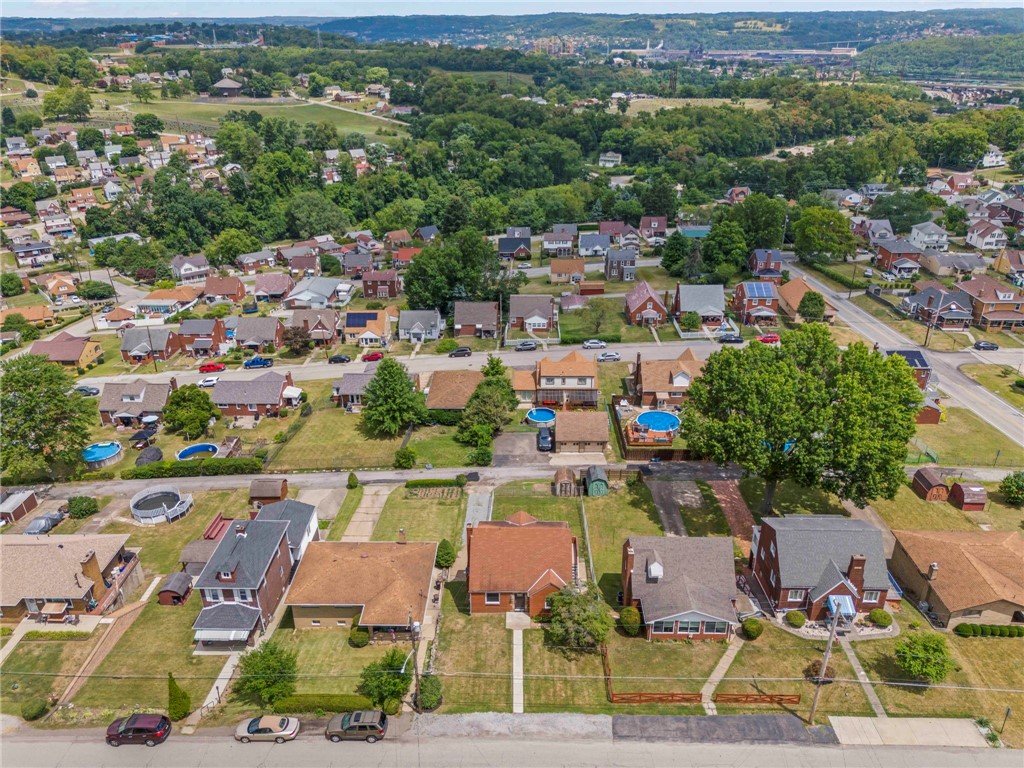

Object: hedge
[560,331,621,345]
[418,675,442,711]
[785,611,806,628]
[868,608,893,628]
[426,409,463,426]
[272,693,373,714]
[23,630,92,641]
[21,699,48,721]
[120,457,263,479]
[808,264,870,290]
[956,623,1024,638]
[406,478,461,489]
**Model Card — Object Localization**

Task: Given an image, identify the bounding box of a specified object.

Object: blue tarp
[828,594,856,619]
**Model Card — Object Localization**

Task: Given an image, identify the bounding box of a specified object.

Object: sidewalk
[506,613,531,714]
[838,636,886,717]
[341,483,397,541]
[699,635,744,715]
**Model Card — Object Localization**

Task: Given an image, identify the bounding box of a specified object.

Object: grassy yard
[606,630,726,701]
[407,426,471,468]
[268,407,404,471]
[621,97,770,116]
[914,407,1023,468]
[0,631,106,715]
[269,623,383,697]
[961,364,1024,411]
[558,298,655,345]
[523,629,608,713]
[853,601,1024,748]
[870,484,977,532]
[326,486,362,541]
[371,487,466,548]
[433,581,512,713]
[849,295,967,353]
[632,266,677,291]
[491,481,583,537]
[681,481,733,538]
[3,291,48,309]
[597,361,631,403]
[738,477,847,522]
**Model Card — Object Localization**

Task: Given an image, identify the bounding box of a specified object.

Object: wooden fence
[608,401,691,463]
[612,691,704,704]
[712,693,801,705]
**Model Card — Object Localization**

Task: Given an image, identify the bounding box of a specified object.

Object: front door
[514,594,526,612]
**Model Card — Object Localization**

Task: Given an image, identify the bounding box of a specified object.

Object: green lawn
[681,481,733,537]
[607,631,726,700]
[558,297,652,345]
[3,291,48,309]
[406,426,471,468]
[597,361,631,403]
[738,477,847,522]
[491,481,583,538]
[269,623,383,697]
[326,486,362,541]
[632,266,677,291]
[371,487,466,548]
[523,629,606,713]
[268,408,404,471]
[960,364,1024,411]
[78,333,128,379]
[870,484,976,532]
[849,295,967,353]
[914,408,1023,468]
[0,632,105,715]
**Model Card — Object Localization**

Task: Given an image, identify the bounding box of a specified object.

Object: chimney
[927,562,940,581]
[235,523,247,538]
[847,554,866,593]
[80,549,108,601]
[398,528,407,545]
[169,376,178,392]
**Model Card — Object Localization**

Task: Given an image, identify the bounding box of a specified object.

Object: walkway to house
[838,636,886,717]
[700,635,744,715]
[705,480,756,556]
[506,613,531,714]
[650,326,662,346]
[340,483,397,541]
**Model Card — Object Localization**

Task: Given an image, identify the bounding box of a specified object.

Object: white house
[909,221,949,252]
[966,220,1008,251]
[598,151,622,168]
[981,144,1006,169]
[397,309,443,343]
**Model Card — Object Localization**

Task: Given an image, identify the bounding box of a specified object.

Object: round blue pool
[176,443,219,461]
[82,441,123,469]
[525,408,557,427]
[636,411,681,433]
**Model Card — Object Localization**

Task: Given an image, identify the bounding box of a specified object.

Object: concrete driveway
[643,478,698,536]
[341,483,397,541]
[493,432,548,468]
[296,487,346,523]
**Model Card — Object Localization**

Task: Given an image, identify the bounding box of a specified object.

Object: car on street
[324,710,388,743]
[106,714,171,748]
[597,351,621,362]
[448,346,472,358]
[101,305,115,314]
[517,262,532,270]
[537,427,553,452]
[198,376,219,388]
[582,339,607,349]
[24,510,65,536]
[198,362,225,373]
[243,357,274,369]
[361,351,385,362]
[71,295,81,304]
[74,385,100,396]
[718,334,743,344]
[973,340,999,351]
[329,354,352,364]
[235,716,301,744]
[514,340,537,351]
[755,333,780,344]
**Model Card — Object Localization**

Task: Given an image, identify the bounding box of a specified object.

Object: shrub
[22,630,91,641]
[67,496,99,519]
[811,264,870,290]
[785,611,806,628]
[981,625,992,637]
[406,478,460,489]
[955,624,974,637]
[120,457,262,479]
[999,626,1011,638]
[417,675,442,711]
[76,367,85,375]
[455,474,468,487]
[436,339,458,354]
[300,403,313,417]
[365,301,384,310]
[425,408,462,426]
[382,698,401,716]
[393,447,416,469]
[868,608,893,628]
[272,693,372,714]
[999,471,1024,506]
[469,446,492,466]
[279,407,289,418]
[347,472,359,489]
[805,659,836,681]
[435,538,457,569]
[167,672,191,720]
[21,699,47,721]
[620,606,642,636]
[742,618,763,640]
[349,627,370,648]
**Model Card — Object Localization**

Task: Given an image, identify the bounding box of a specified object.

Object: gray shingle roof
[762,517,889,592]
[398,309,442,332]
[675,284,725,315]
[120,327,176,355]
[453,301,498,330]
[159,571,192,596]
[193,602,261,631]
[332,373,374,396]
[98,379,170,418]
[195,519,289,590]
[234,317,281,346]
[255,500,315,553]
[178,319,216,336]
[578,233,611,250]
[211,372,286,407]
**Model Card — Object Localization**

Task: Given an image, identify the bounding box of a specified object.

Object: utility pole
[808,604,842,725]
[409,612,422,713]
[145,322,159,373]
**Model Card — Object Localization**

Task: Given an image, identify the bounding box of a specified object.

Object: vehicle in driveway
[863,268,874,278]
[582,339,607,349]
[235,716,300,744]
[198,376,219,388]
[514,340,537,351]
[361,351,384,362]
[328,354,352,364]
[74,385,100,396]
[24,510,65,536]
[71,295,81,304]
[517,262,532,270]
[881,272,896,282]
[973,340,999,351]
[198,362,225,373]
[755,333,780,344]
[448,346,472,358]
[243,357,274,369]
[597,351,621,362]
[106,714,171,748]
[325,711,388,743]
[537,427,553,452]
[718,334,743,344]
[101,305,115,314]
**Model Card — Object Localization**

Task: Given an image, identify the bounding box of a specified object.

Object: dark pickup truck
[243,356,274,369]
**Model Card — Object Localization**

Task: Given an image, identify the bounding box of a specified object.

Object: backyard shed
[553,468,576,497]
[157,572,193,606]
[584,466,609,497]
[949,482,987,512]
[911,467,948,502]
[249,477,288,506]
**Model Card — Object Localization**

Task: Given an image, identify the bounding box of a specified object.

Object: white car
[597,351,621,363]
[198,376,220,388]
[881,272,896,282]
[71,295,82,303]
[582,339,607,349]
[517,262,532,269]
[863,268,874,278]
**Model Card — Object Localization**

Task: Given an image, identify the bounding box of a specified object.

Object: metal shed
[584,466,609,497]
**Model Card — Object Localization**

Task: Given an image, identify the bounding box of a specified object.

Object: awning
[828,595,856,619]
[194,629,250,642]
[41,602,68,615]
[192,338,213,349]
[282,386,303,400]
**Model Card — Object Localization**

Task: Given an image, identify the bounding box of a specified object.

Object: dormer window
[219,570,231,580]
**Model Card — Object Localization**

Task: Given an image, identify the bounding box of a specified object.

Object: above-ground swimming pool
[635,410,681,433]
[525,407,557,427]
[176,443,219,461]
[130,485,194,524]
[82,441,123,470]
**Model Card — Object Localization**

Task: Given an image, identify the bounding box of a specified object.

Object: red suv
[198,362,226,373]
[755,333,780,344]
[361,351,385,362]
[106,714,171,747]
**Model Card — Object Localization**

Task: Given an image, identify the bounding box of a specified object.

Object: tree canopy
[547,587,614,652]
[361,358,426,437]
[794,206,857,263]
[163,384,219,439]
[235,642,297,706]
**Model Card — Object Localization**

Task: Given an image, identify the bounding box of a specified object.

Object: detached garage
[554,411,610,454]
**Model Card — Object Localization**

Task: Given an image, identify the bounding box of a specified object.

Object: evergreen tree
[362,358,426,437]
[167,673,192,720]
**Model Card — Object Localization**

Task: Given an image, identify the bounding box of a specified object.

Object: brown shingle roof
[203,275,244,297]
[29,331,95,363]
[0,306,54,324]
[285,541,436,627]
[636,349,704,395]
[537,350,597,379]
[453,301,498,330]
[550,258,585,275]
[468,513,576,595]
[426,370,484,410]
[0,534,130,605]
[554,411,609,444]
[512,369,537,392]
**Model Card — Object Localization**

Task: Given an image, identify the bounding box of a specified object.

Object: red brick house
[598,221,625,238]
[876,241,924,273]
[731,281,779,325]
[362,269,401,299]
[177,318,228,357]
[467,511,578,617]
[69,187,97,212]
[119,327,182,364]
[624,281,668,327]
[211,371,301,419]
[392,247,422,268]
[639,216,668,240]
[747,249,783,283]
[725,186,750,205]
[289,309,341,345]
[884,349,931,390]
[751,517,890,621]
[453,301,499,337]
[203,275,246,303]
[954,275,1024,331]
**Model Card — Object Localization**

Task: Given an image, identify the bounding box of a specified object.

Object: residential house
[331,373,373,408]
[40,272,76,300]
[598,151,622,168]
[598,221,626,238]
[639,216,668,241]
[391,247,421,269]
[0,490,38,525]
[413,225,439,242]
[53,166,81,188]
[748,249,784,282]
[289,309,341,346]
[1000,199,1024,227]
[87,233,142,253]
[625,281,668,327]
[981,144,1006,168]
[178,319,229,357]
[919,251,987,279]
[398,309,443,342]
[622,537,738,641]
[498,237,531,261]
[252,273,294,303]
[9,156,41,180]
[170,254,210,284]
[203,276,246,303]
[284,277,350,310]
[909,222,949,252]
[876,241,924,273]
[0,206,32,226]
[342,310,391,347]
[285,541,436,638]
[777,277,836,323]
[342,250,374,276]
[899,286,974,330]
[254,500,320,567]
[4,227,36,246]
[578,233,611,257]
[41,213,75,237]
[466,512,578,616]
[426,370,484,411]
[966,220,1008,251]
[858,183,893,203]
[751,516,890,621]
[947,173,979,193]
[732,281,779,325]
[604,248,636,281]
[823,188,864,208]
[69,187,98,212]
[86,161,113,183]
[453,301,499,338]
[384,229,412,248]
[192,520,291,645]
[212,372,301,418]
[725,187,750,205]
[120,327,182,364]
[509,295,557,335]
[552,224,578,238]
[506,227,532,239]
[542,232,574,257]
[11,241,54,267]
[99,378,173,426]
[136,286,201,316]
[532,351,599,409]
[235,249,276,275]
[233,317,285,351]
[0,306,54,326]
[211,77,244,97]
[889,530,1023,629]
[34,198,63,217]
[885,349,932,390]
[954,275,1024,330]
[993,250,1024,282]
[632,349,704,408]
[29,332,102,368]
[553,411,609,453]
[618,225,642,249]
[672,284,726,329]
[549,258,586,285]
[0,534,140,619]
[362,270,402,299]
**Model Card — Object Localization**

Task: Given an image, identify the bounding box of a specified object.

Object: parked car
[24,511,65,536]
[514,340,537,351]
[718,334,743,344]
[597,351,621,362]
[329,354,352,364]
[198,362,225,373]
[537,427,553,452]
[582,339,607,349]
[71,295,82,304]
[235,716,300,744]
[106,714,171,748]
[101,305,115,314]
[863,268,874,278]
[74,385,100,396]
[755,333,780,344]
[243,356,274,369]
[448,346,472,358]
[198,376,219,388]
[517,262,532,270]
[974,340,999,351]
[361,351,385,362]
[324,710,388,743]
[881,272,896,282]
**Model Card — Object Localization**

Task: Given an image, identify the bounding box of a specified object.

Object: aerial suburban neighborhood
[0,5,1022,767]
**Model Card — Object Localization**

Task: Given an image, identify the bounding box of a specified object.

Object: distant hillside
[858,34,1024,79]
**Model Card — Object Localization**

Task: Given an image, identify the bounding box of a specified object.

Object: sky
[5,0,1018,18]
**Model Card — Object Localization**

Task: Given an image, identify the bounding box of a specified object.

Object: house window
[485,593,501,605]
[279,565,284,578]
[787,589,806,603]
[652,620,675,634]
[577,378,588,386]
[678,620,701,634]
[248,405,258,412]
[544,378,555,385]
[862,591,881,604]
[237,589,250,602]
[311,619,321,627]
[206,589,222,602]
[336,619,347,626]
[544,597,553,611]
[769,571,776,587]
[961,609,982,618]
[219,570,231,580]
[769,542,776,557]
[704,622,728,634]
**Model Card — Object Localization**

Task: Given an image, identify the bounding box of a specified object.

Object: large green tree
[0,355,93,479]
[285,192,348,239]
[362,358,426,437]
[235,642,297,706]
[163,385,219,440]
[0,272,25,297]
[701,220,748,270]
[358,648,413,707]
[894,634,955,684]
[682,324,921,516]
[728,192,787,250]
[457,376,518,442]
[132,113,164,138]
[547,587,614,652]
[794,206,857,263]
[206,228,262,268]
[797,290,827,322]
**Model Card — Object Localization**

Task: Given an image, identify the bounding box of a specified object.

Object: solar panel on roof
[743,282,774,298]
[346,312,376,328]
